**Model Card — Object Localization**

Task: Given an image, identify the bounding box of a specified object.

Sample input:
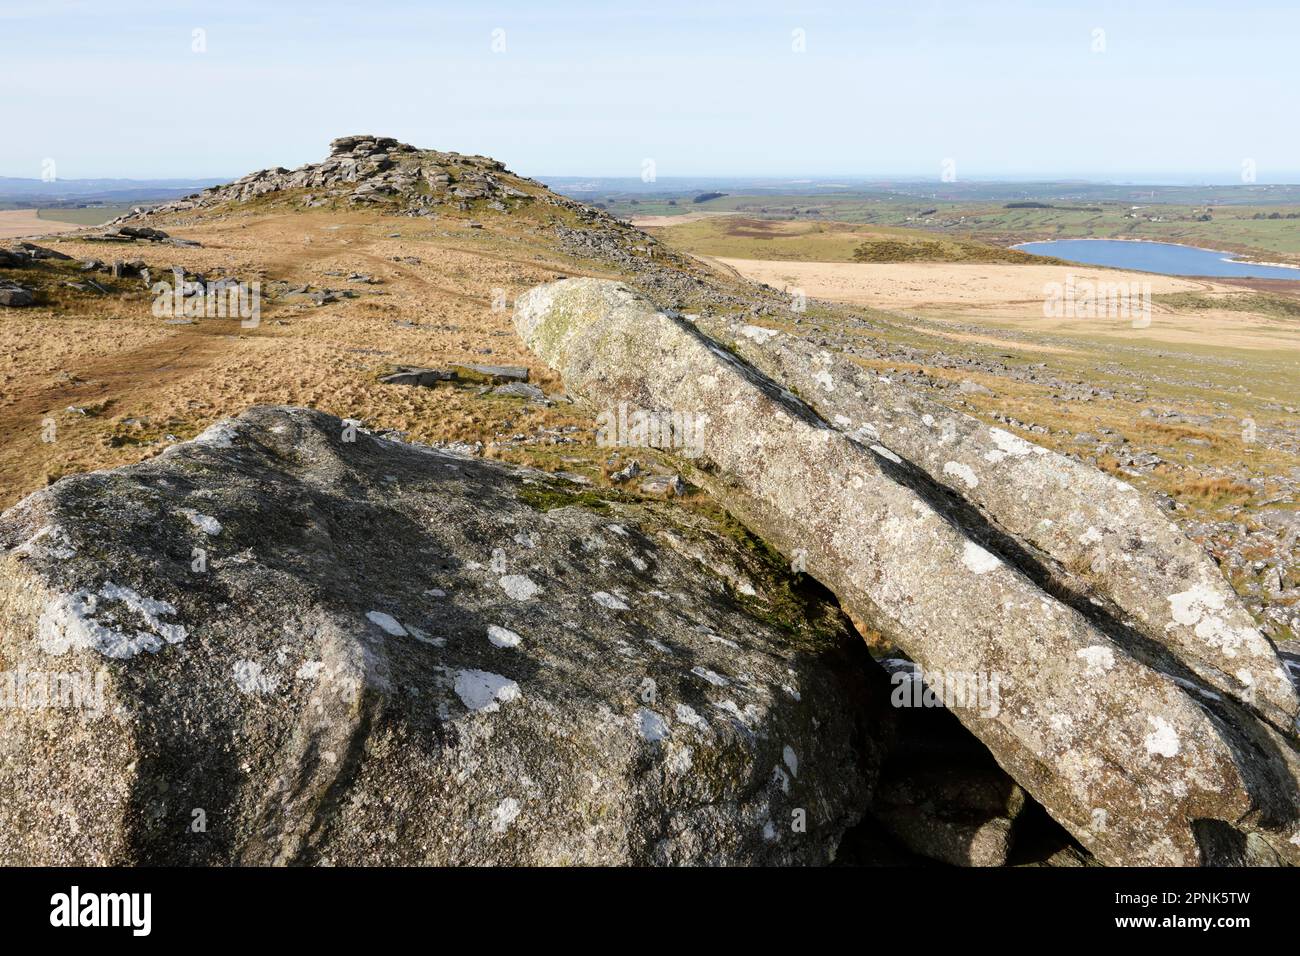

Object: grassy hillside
[642,215,1049,263]
[3,155,1296,641]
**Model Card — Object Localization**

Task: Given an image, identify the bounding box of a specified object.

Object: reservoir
[1014,239,1300,280]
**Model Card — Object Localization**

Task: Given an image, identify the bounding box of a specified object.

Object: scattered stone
[609,460,642,483]
[15,242,72,261]
[115,226,169,241]
[639,474,685,498]
[0,283,34,307]
[450,363,528,385]
[492,382,545,401]
[379,367,456,387]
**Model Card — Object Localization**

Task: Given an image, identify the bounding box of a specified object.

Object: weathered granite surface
[0,406,885,865]
[515,277,1300,866]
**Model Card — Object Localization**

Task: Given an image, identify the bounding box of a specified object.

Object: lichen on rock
[0,405,886,865]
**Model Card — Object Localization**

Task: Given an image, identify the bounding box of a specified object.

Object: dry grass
[0,205,623,509]
[1169,476,1255,505]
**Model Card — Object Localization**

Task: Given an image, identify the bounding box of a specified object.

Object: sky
[2,0,1297,183]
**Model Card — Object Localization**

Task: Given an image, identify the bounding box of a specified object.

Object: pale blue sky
[2,0,1296,182]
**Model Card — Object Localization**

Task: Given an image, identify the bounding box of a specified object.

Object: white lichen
[39,582,187,659]
[487,624,522,648]
[691,666,730,687]
[636,708,670,742]
[454,669,520,712]
[943,461,979,489]
[989,427,1035,458]
[491,797,521,833]
[1143,715,1181,758]
[499,574,541,601]
[233,658,279,695]
[1076,645,1116,677]
[591,591,629,611]
[961,541,1000,576]
[365,611,408,637]
[181,510,222,535]
[739,324,780,344]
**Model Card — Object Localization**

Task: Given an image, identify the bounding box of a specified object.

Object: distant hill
[0,176,225,207]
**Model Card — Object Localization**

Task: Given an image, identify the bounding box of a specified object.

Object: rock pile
[2,241,72,264]
[128,136,539,220]
[1,244,73,305]
[86,226,200,248]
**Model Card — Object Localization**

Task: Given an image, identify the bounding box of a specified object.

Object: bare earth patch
[715,257,1300,352]
[0,210,83,240]
[628,211,730,228]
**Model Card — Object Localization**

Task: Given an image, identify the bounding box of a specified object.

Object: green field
[641,215,1065,264]
[609,190,1300,265]
[35,204,136,226]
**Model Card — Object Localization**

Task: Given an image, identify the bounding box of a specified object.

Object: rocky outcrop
[692,311,1300,731]
[3,242,72,264]
[514,277,1300,866]
[107,135,727,301]
[127,135,540,220]
[0,406,885,865]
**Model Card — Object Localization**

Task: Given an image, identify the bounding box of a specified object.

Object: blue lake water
[1014,239,1300,280]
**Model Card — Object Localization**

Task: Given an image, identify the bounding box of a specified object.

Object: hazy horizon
[6,171,1300,189]
[4,0,1298,183]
